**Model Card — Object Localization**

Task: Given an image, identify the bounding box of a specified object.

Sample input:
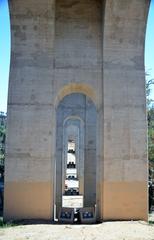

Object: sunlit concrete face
[4,0,150,221]
[4,0,56,221]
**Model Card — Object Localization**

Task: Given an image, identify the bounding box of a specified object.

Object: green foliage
[148,220,154,225]
[148,108,154,163]
[0,114,6,172]
[146,75,154,181]
[146,75,154,108]
[0,218,17,228]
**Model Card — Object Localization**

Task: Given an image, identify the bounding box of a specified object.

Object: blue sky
[145,0,154,92]
[0,0,10,113]
[0,0,154,113]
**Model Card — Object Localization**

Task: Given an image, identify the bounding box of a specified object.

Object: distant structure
[4,0,150,222]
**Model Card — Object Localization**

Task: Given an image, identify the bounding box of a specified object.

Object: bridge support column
[4,0,56,220]
[102,0,150,221]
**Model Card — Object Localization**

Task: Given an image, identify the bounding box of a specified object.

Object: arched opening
[0,0,152,222]
[55,93,97,222]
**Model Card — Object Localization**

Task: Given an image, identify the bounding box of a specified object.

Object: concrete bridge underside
[4,0,150,221]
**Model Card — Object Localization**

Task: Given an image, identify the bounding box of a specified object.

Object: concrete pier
[4,0,150,221]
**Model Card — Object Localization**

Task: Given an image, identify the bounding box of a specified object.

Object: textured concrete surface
[4,182,52,219]
[4,0,55,220]
[4,0,150,221]
[62,196,83,208]
[56,93,96,216]
[102,0,150,221]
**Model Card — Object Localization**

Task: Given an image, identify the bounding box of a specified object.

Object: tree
[146,75,154,108]
[0,113,6,177]
[146,75,154,182]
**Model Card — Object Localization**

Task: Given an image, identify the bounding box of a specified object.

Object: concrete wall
[56,93,97,215]
[4,0,55,220]
[54,0,102,218]
[4,0,150,221]
[102,0,150,221]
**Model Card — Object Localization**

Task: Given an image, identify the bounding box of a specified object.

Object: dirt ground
[0,219,154,240]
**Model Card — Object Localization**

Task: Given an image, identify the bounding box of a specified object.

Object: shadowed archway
[55,93,97,218]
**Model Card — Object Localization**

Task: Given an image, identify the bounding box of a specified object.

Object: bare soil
[0,220,154,240]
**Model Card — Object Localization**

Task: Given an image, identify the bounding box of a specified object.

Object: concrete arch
[4,0,150,222]
[55,93,97,218]
[55,83,97,109]
[63,115,84,127]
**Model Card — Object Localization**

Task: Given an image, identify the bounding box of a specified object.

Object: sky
[0,0,154,113]
[0,0,10,113]
[145,0,154,95]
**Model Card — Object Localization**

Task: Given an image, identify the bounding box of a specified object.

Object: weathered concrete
[4,0,55,220]
[4,0,150,221]
[102,0,150,221]
[56,93,97,216]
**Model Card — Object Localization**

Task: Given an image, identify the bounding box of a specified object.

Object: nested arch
[55,92,97,217]
[62,117,84,195]
[55,83,97,109]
